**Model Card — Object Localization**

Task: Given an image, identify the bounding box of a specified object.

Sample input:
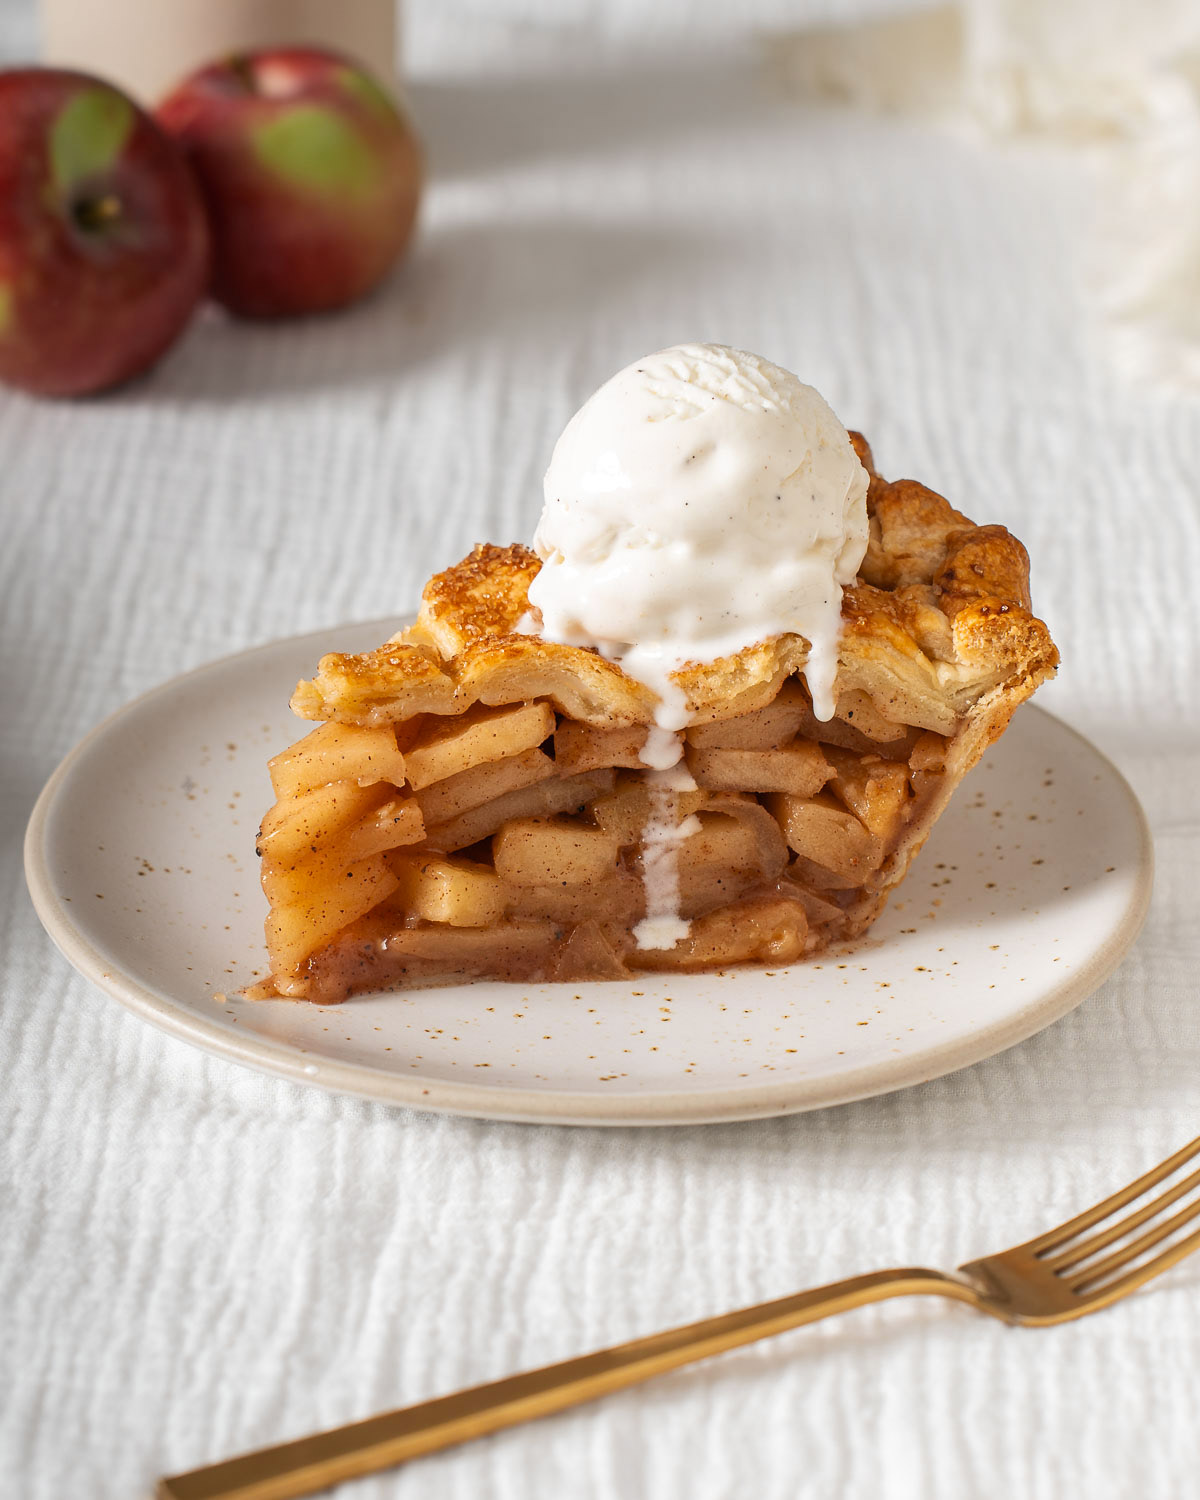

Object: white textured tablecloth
[4,8,1200,1499]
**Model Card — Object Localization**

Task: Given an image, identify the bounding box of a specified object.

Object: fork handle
[158,1266,980,1500]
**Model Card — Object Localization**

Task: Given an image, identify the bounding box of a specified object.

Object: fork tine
[1040,1162,1200,1272]
[1023,1135,1200,1255]
[1069,1223,1200,1309]
[1063,1195,1200,1291]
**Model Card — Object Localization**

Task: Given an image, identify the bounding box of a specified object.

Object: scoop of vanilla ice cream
[527,343,870,726]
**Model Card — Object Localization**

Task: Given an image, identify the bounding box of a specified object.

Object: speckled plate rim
[24,622,1154,1126]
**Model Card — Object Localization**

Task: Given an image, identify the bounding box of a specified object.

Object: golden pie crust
[252,435,1058,1001]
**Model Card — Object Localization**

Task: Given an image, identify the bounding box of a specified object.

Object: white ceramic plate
[25,619,1152,1126]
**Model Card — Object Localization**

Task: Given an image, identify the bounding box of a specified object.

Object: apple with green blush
[0,69,209,396]
[157,48,423,318]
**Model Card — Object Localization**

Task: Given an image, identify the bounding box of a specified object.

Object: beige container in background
[41,0,399,103]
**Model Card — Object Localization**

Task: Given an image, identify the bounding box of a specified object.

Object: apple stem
[227,53,258,94]
[74,194,122,230]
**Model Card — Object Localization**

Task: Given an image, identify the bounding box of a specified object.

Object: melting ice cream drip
[632,758,702,952]
[629,679,695,950]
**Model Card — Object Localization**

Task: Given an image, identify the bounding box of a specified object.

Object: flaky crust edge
[289,434,1058,738]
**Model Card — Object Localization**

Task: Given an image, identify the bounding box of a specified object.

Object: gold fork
[159,1133,1200,1500]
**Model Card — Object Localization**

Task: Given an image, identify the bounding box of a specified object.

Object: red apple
[0,69,209,397]
[157,48,422,319]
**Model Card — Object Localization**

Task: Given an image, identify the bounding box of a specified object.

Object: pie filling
[255,672,996,1003]
[251,432,1058,1003]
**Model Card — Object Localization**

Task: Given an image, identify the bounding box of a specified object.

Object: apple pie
[252,435,1057,1001]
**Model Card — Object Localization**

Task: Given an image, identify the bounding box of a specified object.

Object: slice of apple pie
[253,435,1057,1002]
